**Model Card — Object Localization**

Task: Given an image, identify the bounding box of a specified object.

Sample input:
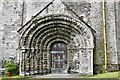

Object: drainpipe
[102,0,107,72]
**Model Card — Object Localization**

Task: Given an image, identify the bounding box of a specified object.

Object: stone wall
[0,0,119,73]
[0,0,22,61]
[117,2,120,65]
[106,2,118,71]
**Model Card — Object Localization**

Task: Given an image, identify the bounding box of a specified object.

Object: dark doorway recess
[50,42,67,73]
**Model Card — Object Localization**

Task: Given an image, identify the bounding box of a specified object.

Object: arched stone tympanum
[18,14,94,75]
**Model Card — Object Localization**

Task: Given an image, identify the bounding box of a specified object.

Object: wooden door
[50,42,67,73]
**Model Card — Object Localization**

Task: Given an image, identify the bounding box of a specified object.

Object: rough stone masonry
[0,0,119,75]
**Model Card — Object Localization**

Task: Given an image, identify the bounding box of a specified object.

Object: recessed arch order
[18,14,95,75]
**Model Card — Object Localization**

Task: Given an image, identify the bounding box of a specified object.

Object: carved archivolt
[18,14,94,75]
[19,14,94,49]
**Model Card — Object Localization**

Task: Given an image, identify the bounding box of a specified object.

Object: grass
[2,76,23,78]
[85,71,119,78]
[1,75,31,80]
[0,71,119,79]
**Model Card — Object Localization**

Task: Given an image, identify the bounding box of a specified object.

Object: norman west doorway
[19,14,94,75]
[50,42,67,73]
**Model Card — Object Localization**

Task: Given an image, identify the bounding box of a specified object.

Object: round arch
[18,14,94,75]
